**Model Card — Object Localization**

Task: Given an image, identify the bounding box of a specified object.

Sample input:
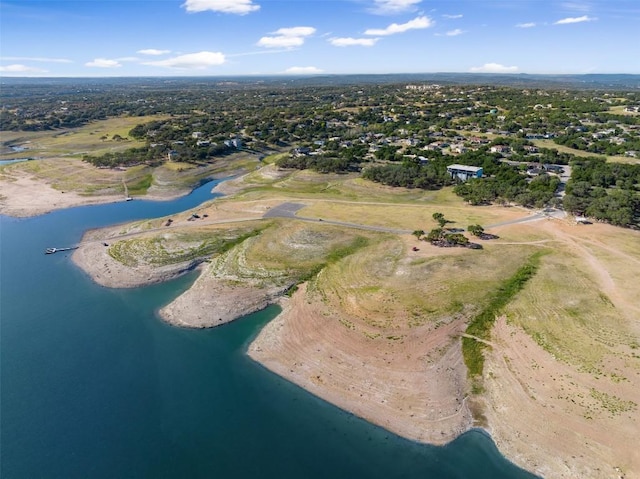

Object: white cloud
[329,37,379,47]
[182,0,259,15]
[516,22,536,28]
[137,49,171,56]
[561,2,592,13]
[2,56,71,63]
[85,58,122,68]
[273,26,316,37]
[445,28,464,36]
[284,66,323,75]
[257,36,305,48]
[470,63,519,73]
[0,64,47,73]
[554,15,597,24]
[443,14,463,19]
[143,51,226,69]
[370,0,422,15]
[365,15,434,36]
[116,57,139,62]
[257,26,316,48]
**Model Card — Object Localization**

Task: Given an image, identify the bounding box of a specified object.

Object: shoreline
[0,174,125,218]
[71,232,635,479]
[0,169,241,218]
[247,284,474,446]
[67,191,639,479]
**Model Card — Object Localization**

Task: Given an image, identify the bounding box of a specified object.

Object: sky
[1,0,639,77]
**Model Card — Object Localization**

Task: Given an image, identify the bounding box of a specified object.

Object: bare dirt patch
[484,316,639,479]
[249,283,474,445]
[0,171,122,217]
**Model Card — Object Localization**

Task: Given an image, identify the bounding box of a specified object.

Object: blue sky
[1,0,639,76]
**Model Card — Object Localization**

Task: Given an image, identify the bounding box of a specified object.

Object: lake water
[0,179,540,478]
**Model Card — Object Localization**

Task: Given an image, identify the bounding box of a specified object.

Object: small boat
[125,196,133,202]
[45,248,57,254]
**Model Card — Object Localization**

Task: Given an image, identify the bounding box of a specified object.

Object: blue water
[0,158,35,165]
[0,179,540,478]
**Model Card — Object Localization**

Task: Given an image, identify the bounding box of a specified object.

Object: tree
[426,228,444,242]
[445,233,469,246]
[432,212,447,227]
[467,224,485,236]
[412,229,425,239]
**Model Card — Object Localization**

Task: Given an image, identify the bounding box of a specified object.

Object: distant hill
[2,73,640,91]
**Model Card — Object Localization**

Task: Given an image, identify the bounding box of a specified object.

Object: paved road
[263,202,411,235]
[263,202,306,218]
[74,201,564,251]
[486,208,566,229]
[263,201,567,234]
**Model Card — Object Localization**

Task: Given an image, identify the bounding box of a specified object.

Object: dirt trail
[542,222,640,320]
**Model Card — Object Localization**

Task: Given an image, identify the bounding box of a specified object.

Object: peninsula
[3,78,639,479]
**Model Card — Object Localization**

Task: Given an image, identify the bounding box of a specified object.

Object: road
[71,200,564,251]
[262,202,412,234]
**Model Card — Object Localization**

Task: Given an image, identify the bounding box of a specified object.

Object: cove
[0,179,539,478]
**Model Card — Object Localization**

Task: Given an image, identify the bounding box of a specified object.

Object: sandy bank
[158,261,287,328]
[71,228,200,289]
[483,317,639,479]
[73,232,285,328]
[0,175,123,217]
[249,283,473,445]
[0,167,232,218]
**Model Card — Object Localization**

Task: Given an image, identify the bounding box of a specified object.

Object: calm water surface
[0,180,540,478]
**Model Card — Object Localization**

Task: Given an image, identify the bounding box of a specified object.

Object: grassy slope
[1,117,262,196]
[0,116,169,160]
[95,164,639,397]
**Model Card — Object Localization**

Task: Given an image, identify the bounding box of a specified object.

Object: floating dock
[45,246,79,255]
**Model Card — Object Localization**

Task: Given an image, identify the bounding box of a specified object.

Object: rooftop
[447,164,483,172]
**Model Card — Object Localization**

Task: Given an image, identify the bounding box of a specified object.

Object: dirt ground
[250,218,640,479]
[483,315,638,479]
[0,172,122,217]
[249,283,474,445]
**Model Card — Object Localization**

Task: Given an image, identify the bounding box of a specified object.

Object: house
[224,138,243,149]
[490,145,511,154]
[447,164,483,181]
[450,144,468,154]
[543,164,563,173]
[293,147,311,156]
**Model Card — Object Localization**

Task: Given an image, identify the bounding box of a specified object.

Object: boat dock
[45,246,79,255]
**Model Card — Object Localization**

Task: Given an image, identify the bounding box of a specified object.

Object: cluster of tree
[83,148,161,168]
[275,154,355,173]
[454,166,560,207]
[563,158,640,227]
[555,131,640,156]
[422,228,480,248]
[83,140,235,167]
[362,162,455,189]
